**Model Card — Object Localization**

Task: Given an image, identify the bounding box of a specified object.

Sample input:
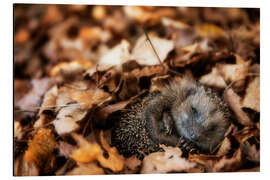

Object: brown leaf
[161,17,190,29]
[241,141,260,163]
[123,6,175,25]
[199,67,227,89]
[14,121,23,139]
[104,11,128,34]
[53,105,87,135]
[79,26,110,43]
[224,88,253,126]
[15,28,30,44]
[34,85,58,128]
[242,77,260,112]
[59,141,76,158]
[237,167,260,172]
[197,24,226,39]
[189,154,221,171]
[17,78,52,112]
[69,88,110,110]
[141,145,196,173]
[70,134,102,163]
[70,132,125,172]
[98,131,125,172]
[131,64,168,78]
[24,128,58,174]
[217,54,250,84]
[50,59,92,77]
[14,155,39,176]
[213,149,242,172]
[173,39,211,67]
[67,163,104,175]
[233,126,259,143]
[150,75,171,92]
[131,33,174,66]
[124,155,142,172]
[217,137,231,156]
[92,6,106,21]
[99,40,130,69]
[95,100,130,121]
[14,79,31,104]
[43,5,63,24]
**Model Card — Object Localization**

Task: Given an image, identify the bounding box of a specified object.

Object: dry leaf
[213,149,242,172]
[125,155,142,171]
[55,89,75,112]
[161,17,190,29]
[141,145,196,173]
[14,121,23,139]
[98,131,125,172]
[104,11,128,34]
[14,155,39,176]
[224,88,253,126]
[123,6,175,25]
[15,28,30,44]
[50,59,92,77]
[188,154,221,171]
[218,55,250,84]
[233,127,259,143]
[99,40,130,69]
[131,33,174,66]
[24,128,57,174]
[92,6,106,20]
[241,141,260,163]
[34,85,58,128]
[67,163,104,175]
[17,78,52,112]
[197,24,226,38]
[43,5,63,24]
[217,137,231,156]
[173,39,212,67]
[69,88,110,110]
[53,106,87,135]
[38,85,58,114]
[199,67,227,89]
[218,63,248,83]
[70,132,124,172]
[59,141,76,158]
[242,77,260,112]
[95,100,130,121]
[14,79,31,104]
[70,134,102,163]
[79,26,111,43]
[131,65,168,78]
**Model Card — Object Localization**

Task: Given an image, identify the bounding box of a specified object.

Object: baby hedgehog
[111,78,231,158]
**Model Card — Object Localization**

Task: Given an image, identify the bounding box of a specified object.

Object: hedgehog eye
[191,106,198,115]
[183,87,196,100]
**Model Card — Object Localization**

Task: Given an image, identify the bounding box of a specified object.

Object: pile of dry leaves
[14,5,260,175]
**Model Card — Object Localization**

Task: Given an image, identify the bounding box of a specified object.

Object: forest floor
[14,5,260,175]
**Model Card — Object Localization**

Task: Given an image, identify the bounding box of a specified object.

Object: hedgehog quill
[111,78,231,159]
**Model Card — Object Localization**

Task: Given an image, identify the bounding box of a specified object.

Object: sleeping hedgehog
[111,78,231,159]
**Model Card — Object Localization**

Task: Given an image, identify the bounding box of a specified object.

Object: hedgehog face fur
[111,78,231,158]
[167,80,230,153]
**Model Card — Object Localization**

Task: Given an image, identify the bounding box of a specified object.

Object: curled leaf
[242,77,260,112]
[131,33,174,66]
[24,128,58,174]
[53,106,87,135]
[141,145,196,173]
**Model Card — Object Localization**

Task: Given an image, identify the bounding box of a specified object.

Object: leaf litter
[14,5,260,175]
